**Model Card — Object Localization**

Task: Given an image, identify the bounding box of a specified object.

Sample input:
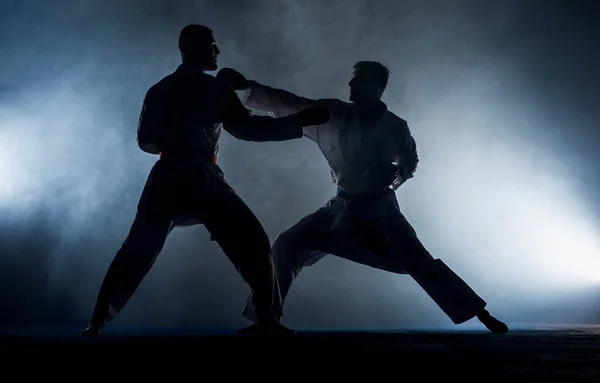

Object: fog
[0,0,598,331]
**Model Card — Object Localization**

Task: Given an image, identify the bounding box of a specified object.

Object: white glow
[405,101,600,297]
[466,144,600,287]
[500,187,600,286]
[0,71,134,222]
[0,129,28,202]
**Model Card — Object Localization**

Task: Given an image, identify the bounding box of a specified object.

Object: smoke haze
[0,0,598,330]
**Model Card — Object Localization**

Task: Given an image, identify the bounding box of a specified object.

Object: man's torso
[145,64,231,161]
[310,101,411,194]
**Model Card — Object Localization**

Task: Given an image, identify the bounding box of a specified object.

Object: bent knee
[272,230,296,255]
[272,230,309,264]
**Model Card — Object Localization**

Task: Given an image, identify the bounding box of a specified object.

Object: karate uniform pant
[88,158,281,327]
[241,189,486,325]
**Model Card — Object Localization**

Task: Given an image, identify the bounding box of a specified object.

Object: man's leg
[83,213,173,336]
[84,162,174,336]
[353,194,508,333]
[240,203,336,322]
[195,173,297,334]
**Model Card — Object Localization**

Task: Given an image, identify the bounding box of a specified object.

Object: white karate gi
[240,82,487,325]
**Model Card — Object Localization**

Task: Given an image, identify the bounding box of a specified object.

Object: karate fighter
[218,62,509,334]
[82,25,330,336]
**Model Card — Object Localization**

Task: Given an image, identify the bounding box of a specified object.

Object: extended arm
[216,67,321,117]
[243,81,318,117]
[217,68,335,142]
[220,85,325,142]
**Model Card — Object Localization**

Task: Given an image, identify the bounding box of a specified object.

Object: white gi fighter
[218,62,508,334]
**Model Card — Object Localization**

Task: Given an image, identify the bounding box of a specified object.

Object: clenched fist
[370,162,401,188]
[297,106,331,126]
[216,68,249,91]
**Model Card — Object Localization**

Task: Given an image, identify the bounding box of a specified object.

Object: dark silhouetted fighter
[82,25,330,336]
[218,62,508,334]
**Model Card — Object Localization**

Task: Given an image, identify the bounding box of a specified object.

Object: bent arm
[221,86,305,142]
[136,86,168,155]
[392,127,419,190]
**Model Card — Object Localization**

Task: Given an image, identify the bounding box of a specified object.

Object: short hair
[178,24,213,55]
[353,61,390,94]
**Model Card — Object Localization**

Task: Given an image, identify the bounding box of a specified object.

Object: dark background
[0,0,598,331]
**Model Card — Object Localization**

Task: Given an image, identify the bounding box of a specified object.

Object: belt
[159,152,217,164]
[336,187,392,201]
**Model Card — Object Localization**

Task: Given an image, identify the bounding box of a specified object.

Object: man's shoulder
[146,73,177,97]
[147,70,227,98]
[383,110,410,131]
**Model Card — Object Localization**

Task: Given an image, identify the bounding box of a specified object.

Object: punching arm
[242,81,318,117]
[216,68,319,117]
[221,87,329,142]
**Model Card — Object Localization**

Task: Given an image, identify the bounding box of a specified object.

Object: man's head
[349,61,390,103]
[178,24,220,71]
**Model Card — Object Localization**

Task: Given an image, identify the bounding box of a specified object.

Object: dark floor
[1,325,599,380]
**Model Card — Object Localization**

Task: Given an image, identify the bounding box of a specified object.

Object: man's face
[349,69,380,102]
[202,36,220,71]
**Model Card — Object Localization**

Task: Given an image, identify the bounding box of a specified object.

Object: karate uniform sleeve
[242,81,341,143]
[220,85,306,142]
[392,122,419,190]
[242,81,317,117]
[136,84,169,155]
